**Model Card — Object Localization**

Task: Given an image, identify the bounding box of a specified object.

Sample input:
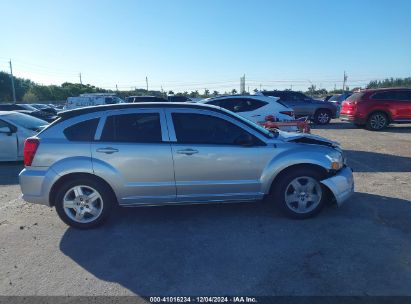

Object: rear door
[396,90,411,120]
[166,108,275,202]
[91,108,176,205]
[0,119,18,161]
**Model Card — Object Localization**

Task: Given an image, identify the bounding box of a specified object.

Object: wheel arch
[366,110,392,122]
[49,172,117,207]
[268,163,328,195]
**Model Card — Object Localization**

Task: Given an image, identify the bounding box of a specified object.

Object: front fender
[260,145,333,194]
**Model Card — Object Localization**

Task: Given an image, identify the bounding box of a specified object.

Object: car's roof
[202,94,280,102]
[58,102,222,120]
[363,87,411,92]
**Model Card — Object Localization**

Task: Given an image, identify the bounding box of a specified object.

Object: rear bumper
[340,114,366,125]
[19,168,57,206]
[321,167,354,206]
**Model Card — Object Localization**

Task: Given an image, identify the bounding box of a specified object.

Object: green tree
[212,90,219,96]
[204,89,210,97]
[22,90,39,102]
[168,90,174,95]
[231,89,237,95]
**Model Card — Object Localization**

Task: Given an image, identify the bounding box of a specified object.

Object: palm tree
[204,89,210,97]
[231,89,237,95]
[213,90,219,96]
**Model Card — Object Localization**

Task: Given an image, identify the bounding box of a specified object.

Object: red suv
[340,88,411,130]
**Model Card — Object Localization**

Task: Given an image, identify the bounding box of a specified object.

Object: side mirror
[235,133,255,147]
[0,126,13,136]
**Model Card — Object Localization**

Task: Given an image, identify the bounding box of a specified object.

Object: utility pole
[343,71,347,92]
[116,84,118,91]
[9,60,16,103]
[259,84,262,91]
[290,84,293,90]
[146,76,148,92]
[79,73,82,85]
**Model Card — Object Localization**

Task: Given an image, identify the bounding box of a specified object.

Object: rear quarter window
[63,118,99,141]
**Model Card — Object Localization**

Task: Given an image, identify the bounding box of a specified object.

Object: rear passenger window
[371,91,398,100]
[100,113,162,143]
[64,119,99,141]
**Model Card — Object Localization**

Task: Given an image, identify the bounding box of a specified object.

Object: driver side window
[171,113,261,145]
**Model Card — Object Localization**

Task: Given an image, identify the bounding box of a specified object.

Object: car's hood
[278,130,339,147]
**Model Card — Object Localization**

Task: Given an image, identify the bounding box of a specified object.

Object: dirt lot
[0,120,410,296]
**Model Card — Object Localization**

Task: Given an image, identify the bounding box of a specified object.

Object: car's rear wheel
[272,168,325,219]
[314,109,332,125]
[366,112,388,131]
[55,178,113,229]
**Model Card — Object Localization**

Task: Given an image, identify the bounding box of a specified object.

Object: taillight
[265,115,276,122]
[279,111,295,117]
[24,138,39,166]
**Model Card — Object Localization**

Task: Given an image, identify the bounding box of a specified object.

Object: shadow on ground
[0,161,23,185]
[60,192,411,296]
[345,150,411,172]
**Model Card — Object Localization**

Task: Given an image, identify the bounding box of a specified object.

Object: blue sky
[1,0,411,93]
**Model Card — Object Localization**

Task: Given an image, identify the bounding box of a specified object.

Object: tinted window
[101,113,162,143]
[346,93,364,101]
[396,91,411,101]
[168,96,189,102]
[206,100,221,106]
[172,113,259,145]
[64,118,99,141]
[133,97,167,103]
[105,97,116,104]
[218,98,267,113]
[371,91,398,100]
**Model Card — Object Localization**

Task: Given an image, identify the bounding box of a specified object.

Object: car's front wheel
[55,178,113,229]
[272,168,325,219]
[314,109,332,125]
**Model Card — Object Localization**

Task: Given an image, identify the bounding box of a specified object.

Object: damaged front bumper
[321,166,354,206]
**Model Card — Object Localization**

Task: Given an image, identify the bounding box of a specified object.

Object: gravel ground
[0,120,410,296]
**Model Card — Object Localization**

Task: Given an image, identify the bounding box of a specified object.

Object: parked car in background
[200,95,297,131]
[257,90,338,124]
[29,103,58,115]
[340,88,411,130]
[19,102,354,229]
[126,96,168,103]
[0,104,57,122]
[64,93,125,110]
[0,111,48,161]
[323,95,333,102]
[328,92,352,108]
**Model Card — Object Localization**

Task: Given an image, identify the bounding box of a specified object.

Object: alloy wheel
[62,185,104,223]
[284,176,322,214]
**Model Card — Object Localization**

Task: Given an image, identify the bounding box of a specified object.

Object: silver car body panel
[19,104,354,208]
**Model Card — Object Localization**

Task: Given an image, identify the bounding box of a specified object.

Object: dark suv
[259,91,338,124]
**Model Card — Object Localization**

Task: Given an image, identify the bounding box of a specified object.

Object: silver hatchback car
[19,103,354,229]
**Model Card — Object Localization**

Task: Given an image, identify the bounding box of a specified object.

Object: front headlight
[326,151,344,170]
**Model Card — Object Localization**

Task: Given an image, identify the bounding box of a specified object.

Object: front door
[91,109,176,205]
[167,109,275,202]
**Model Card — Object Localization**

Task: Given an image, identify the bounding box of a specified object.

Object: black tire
[366,112,388,131]
[314,109,332,125]
[272,168,325,219]
[55,177,114,229]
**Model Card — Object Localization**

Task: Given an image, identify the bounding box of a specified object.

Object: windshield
[3,112,48,130]
[218,107,275,138]
[19,104,38,111]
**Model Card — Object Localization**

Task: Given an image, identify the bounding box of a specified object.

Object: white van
[64,93,125,110]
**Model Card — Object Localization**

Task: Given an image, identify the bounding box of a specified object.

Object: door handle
[96,147,119,154]
[177,148,199,155]
[251,114,261,117]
